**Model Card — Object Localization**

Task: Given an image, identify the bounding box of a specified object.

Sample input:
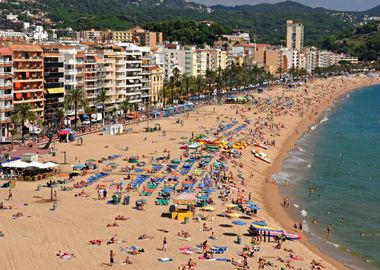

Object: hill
[1,0,380,46]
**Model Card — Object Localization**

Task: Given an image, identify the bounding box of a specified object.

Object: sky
[192,0,380,11]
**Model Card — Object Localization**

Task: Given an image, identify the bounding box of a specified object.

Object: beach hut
[103,124,123,136]
[171,192,196,222]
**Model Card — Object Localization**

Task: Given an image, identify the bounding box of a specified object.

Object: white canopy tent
[1,160,58,169]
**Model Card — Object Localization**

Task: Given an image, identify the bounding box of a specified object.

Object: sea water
[274,84,380,269]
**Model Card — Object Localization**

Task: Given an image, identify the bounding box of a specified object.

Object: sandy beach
[0,75,379,270]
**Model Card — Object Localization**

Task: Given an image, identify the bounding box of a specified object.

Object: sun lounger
[158,258,173,262]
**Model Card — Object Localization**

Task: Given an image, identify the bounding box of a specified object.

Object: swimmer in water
[339,218,345,222]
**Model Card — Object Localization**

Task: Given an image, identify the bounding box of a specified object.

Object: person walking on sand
[8,189,12,201]
[109,249,115,266]
[162,237,167,251]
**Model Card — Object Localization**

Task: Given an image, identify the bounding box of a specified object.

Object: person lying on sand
[115,215,128,221]
[89,239,102,245]
[107,235,119,244]
[311,259,325,269]
[138,234,154,240]
[107,222,119,227]
[177,230,191,238]
[75,190,89,197]
[12,212,23,219]
[202,223,212,231]
[56,250,75,259]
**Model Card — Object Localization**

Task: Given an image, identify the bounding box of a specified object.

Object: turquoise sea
[274,83,380,269]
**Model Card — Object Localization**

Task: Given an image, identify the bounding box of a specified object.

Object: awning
[1,160,58,169]
[47,87,65,94]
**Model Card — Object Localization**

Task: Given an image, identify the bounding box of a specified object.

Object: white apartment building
[282,48,299,70]
[304,47,319,74]
[0,48,13,142]
[141,47,155,104]
[61,47,78,92]
[118,43,142,105]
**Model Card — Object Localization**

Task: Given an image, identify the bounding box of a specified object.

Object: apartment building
[264,47,283,74]
[0,47,13,142]
[101,45,127,107]
[79,29,103,42]
[151,66,163,104]
[61,46,78,92]
[128,27,163,51]
[157,43,184,79]
[141,47,155,104]
[183,46,197,77]
[304,47,319,74]
[108,31,133,43]
[119,43,142,106]
[10,44,44,119]
[282,48,299,71]
[83,51,104,107]
[286,20,304,51]
[42,45,65,126]
[211,49,227,71]
[75,50,85,90]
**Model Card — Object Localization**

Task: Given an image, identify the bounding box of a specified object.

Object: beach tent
[173,192,196,205]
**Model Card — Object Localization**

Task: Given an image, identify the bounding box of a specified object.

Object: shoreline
[262,78,380,270]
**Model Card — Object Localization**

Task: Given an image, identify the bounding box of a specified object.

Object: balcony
[0,60,12,67]
[44,62,63,68]
[0,93,13,100]
[14,57,43,62]
[0,105,13,112]
[0,73,12,79]
[13,77,43,83]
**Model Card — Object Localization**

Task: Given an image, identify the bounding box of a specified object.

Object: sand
[0,75,379,270]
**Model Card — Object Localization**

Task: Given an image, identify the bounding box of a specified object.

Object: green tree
[205,69,216,100]
[95,88,111,126]
[181,75,193,99]
[194,75,205,97]
[64,88,88,130]
[120,99,131,120]
[55,106,65,128]
[10,104,37,143]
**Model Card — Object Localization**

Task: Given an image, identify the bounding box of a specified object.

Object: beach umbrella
[161,187,173,193]
[232,220,247,236]
[247,204,260,210]
[202,206,215,211]
[227,212,241,218]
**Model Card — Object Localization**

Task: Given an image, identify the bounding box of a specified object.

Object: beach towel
[179,246,192,251]
[178,237,191,241]
[159,258,173,262]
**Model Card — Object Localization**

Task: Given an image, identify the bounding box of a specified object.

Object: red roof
[0,47,12,55]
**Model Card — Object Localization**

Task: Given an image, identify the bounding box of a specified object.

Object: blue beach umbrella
[232,220,246,226]
[232,220,247,236]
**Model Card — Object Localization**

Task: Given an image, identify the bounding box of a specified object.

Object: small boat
[251,149,271,163]
[254,142,268,150]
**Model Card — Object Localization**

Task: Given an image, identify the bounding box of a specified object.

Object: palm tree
[160,79,171,108]
[276,66,283,79]
[120,99,131,120]
[10,104,37,143]
[181,75,193,99]
[55,106,65,129]
[194,75,205,97]
[95,88,111,126]
[9,128,17,150]
[205,69,217,101]
[64,88,88,130]
[215,67,224,101]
